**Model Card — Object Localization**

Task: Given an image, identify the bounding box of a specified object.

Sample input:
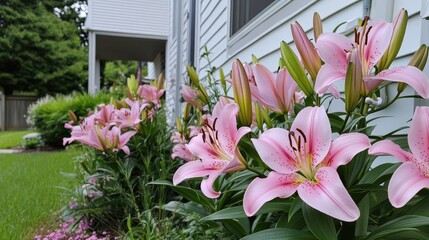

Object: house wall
[86,0,169,38]
[166,0,428,132]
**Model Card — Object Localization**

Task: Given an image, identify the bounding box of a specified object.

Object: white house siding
[166,0,429,134]
[86,0,169,38]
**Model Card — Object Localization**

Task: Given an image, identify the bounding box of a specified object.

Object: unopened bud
[313,12,323,41]
[398,44,429,93]
[232,59,253,126]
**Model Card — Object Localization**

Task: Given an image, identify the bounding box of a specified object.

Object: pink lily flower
[315,18,429,98]
[171,143,196,162]
[63,114,96,145]
[244,106,370,221]
[137,84,165,108]
[115,101,144,129]
[253,63,298,114]
[79,125,136,155]
[369,106,429,208]
[173,102,251,198]
[94,104,117,126]
[181,84,202,109]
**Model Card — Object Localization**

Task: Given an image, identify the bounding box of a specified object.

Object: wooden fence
[0,94,37,131]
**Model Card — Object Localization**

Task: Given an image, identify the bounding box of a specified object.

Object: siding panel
[88,0,169,37]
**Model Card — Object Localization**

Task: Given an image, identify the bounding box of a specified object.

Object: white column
[88,31,100,94]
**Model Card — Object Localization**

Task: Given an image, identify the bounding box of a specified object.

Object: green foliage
[0,2,87,95]
[103,61,142,86]
[64,109,179,237]
[27,91,112,147]
[0,149,80,239]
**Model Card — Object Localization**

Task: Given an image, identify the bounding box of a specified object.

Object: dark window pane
[231,0,276,36]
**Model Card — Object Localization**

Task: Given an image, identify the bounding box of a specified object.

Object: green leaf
[328,113,344,133]
[288,196,302,221]
[223,219,249,237]
[160,201,208,217]
[359,163,398,185]
[355,194,369,237]
[366,215,429,240]
[201,200,291,221]
[277,211,306,229]
[149,180,214,209]
[302,203,337,240]
[403,196,429,216]
[241,228,316,240]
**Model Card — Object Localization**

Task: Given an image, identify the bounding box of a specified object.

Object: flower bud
[398,44,429,93]
[68,110,77,123]
[176,117,183,133]
[377,9,408,71]
[280,41,314,97]
[186,66,210,104]
[252,54,259,64]
[232,59,253,126]
[219,67,227,95]
[254,101,264,131]
[313,12,323,42]
[291,21,321,81]
[127,74,139,96]
[345,61,362,113]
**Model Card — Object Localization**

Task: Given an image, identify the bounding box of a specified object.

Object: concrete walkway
[0,149,23,154]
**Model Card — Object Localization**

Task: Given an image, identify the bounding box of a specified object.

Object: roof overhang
[92,31,166,61]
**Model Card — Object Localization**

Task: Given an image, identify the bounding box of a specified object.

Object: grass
[0,148,80,239]
[0,130,37,149]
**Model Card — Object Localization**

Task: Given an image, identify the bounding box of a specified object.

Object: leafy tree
[0,3,87,96]
[103,61,140,86]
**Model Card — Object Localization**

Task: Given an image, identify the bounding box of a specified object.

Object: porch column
[88,31,100,94]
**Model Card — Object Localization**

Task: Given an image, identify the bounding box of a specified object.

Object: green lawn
[0,149,80,239]
[0,130,36,149]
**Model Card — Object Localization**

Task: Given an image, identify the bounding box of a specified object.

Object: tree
[0,3,87,96]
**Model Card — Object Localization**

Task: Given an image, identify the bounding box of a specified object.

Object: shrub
[27,91,113,147]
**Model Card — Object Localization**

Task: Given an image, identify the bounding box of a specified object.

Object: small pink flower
[173,101,251,198]
[138,84,164,108]
[181,84,202,108]
[253,63,298,114]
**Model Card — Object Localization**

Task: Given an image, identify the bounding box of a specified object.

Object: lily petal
[388,162,429,208]
[201,171,222,198]
[316,32,352,70]
[408,106,429,162]
[291,106,332,166]
[324,133,371,169]
[364,20,393,70]
[254,64,283,111]
[369,140,413,162]
[252,128,298,174]
[172,160,218,186]
[216,103,242,152]
[276,67,298,113]
[187,134,225,162]
[315,64,344,96]
[298,167,360,222]
[244,171,299,216]
[365,66,429,99]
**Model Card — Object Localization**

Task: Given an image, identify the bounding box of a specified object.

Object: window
[230,0,277,36]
